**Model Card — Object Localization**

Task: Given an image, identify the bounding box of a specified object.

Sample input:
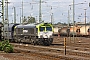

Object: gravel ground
[0,56,9,60]
[0,36,90,60]
[0,53,62,60]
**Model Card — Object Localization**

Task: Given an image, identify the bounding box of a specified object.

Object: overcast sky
[1,0,90,23]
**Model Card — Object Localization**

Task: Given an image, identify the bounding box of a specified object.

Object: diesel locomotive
[2,23,53,46]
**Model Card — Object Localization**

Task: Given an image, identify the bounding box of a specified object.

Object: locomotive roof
[15,24,36,28]
[15,23,52,28]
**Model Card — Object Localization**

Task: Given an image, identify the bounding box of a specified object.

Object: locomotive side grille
[15,28,36,36]
[24,28,34,34]
[16,28,23,34]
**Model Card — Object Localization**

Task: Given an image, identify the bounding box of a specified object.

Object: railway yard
[0,0,90,60]
[0,36,90,60]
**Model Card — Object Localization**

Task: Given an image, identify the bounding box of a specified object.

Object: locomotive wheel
[14,36,18,42]
[34,39,38,45]
[43,40,50,46]
[37,39,44,45]
[31,39,35,45]
[49,38,53,45]
[14,39,17,42]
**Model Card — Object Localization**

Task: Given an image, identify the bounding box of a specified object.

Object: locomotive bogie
[36,38,53,46]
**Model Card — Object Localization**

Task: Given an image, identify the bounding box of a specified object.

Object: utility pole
[39,0,42,23]
[5,0,8,24]
[84,9,86,34]
[2,0,4,40]
[50,6,53,24]
[20,8,21,24]
[2,0,4,24]
[5,0,9,39]
[68,5,71,27]
[72,0,75,43]
[13,7,16,24]
[68,10,70,27]
[22,0,23,24]
[51,13,53,24]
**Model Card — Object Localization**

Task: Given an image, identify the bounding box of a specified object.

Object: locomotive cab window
[46,27,52,31]
[40,27,45,31]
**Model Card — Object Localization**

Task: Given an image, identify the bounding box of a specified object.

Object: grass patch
[0,40,13,53]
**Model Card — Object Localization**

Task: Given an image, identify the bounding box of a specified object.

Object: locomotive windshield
[40,27,45,31]
[39,26,52,31]
[46,27,52,31]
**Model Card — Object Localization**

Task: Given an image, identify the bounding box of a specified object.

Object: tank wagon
[57,25,90,37]
[2,23,53,46]
[76,26,90,36]
[69,26,79,36]
[58,27,70,36]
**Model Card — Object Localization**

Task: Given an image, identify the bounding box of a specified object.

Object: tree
[57,22,61,24]
[22,16,27,24]
[27,16,36,24]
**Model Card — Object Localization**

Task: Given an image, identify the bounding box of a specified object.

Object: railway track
[10,43,90,60]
